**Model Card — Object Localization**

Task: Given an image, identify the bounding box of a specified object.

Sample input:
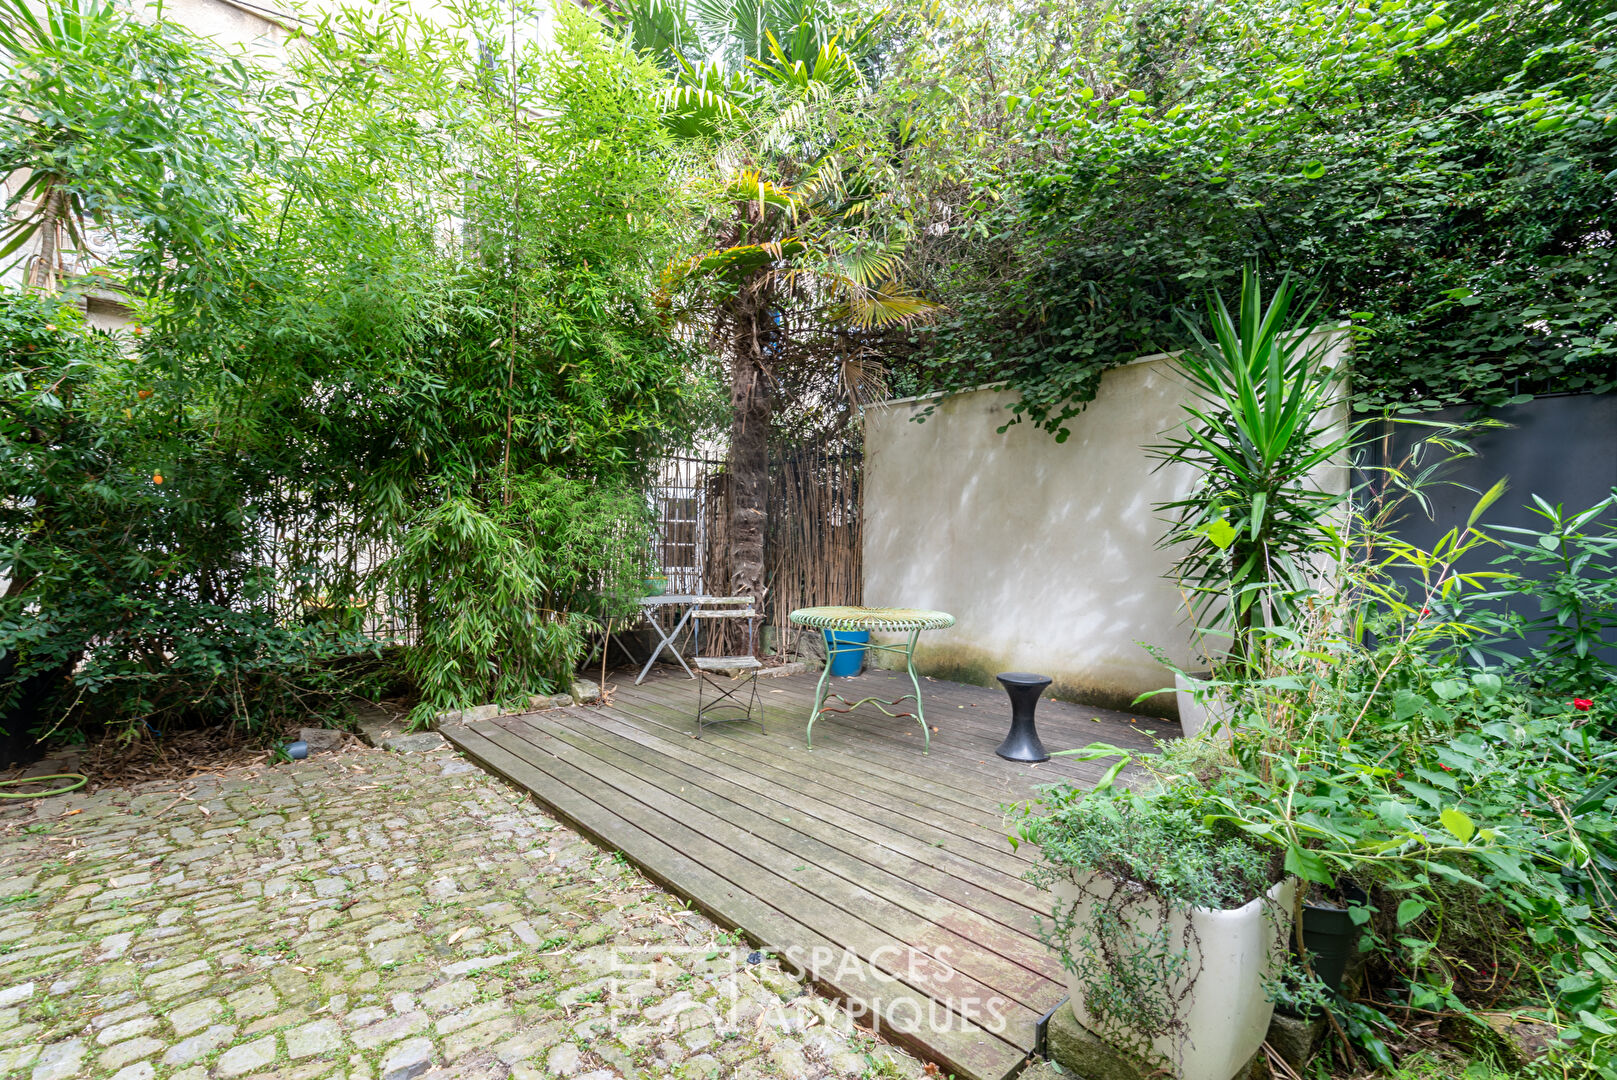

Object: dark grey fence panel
[1360,392,1617,668]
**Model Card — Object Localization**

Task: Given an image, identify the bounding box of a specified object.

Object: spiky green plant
[1152,268,1362,664]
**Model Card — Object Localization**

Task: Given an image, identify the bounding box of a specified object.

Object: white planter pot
[1053,873,1297,1080]
[1174,671,1233,740]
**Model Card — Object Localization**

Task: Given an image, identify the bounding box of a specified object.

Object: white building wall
[861,334,1349,718]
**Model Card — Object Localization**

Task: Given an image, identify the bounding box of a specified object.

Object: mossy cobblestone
[0,743,922,1080]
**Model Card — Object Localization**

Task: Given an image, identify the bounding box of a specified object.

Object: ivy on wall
[897,0,1617,437]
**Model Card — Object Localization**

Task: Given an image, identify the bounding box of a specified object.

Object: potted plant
[1011,741,1296,1080]
[1149,268,1360,736]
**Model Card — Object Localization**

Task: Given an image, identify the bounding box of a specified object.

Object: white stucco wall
[862,335,1349,718]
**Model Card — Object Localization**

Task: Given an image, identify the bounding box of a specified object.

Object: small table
[635,595,751,684]
[788,606,955,752]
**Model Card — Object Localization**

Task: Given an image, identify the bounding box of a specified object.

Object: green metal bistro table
[788,606,956,752]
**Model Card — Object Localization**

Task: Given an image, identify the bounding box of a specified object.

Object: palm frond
[721,168,802,220]
[827,239,902,286]
[664,236,808,284]
[835,287,941,329]
[606,0,701,68]
[660,68,747,137]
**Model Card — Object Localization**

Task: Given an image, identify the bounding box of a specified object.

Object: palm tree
[613,0,937,616]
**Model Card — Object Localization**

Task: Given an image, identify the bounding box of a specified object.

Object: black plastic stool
[995,672,1052,763]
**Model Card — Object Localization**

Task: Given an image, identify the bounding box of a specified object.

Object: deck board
[442,666,1176,1080]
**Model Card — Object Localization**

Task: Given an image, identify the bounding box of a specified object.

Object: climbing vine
[888,0,1617,436]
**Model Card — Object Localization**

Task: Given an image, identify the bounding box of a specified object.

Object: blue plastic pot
[823,630,869,676]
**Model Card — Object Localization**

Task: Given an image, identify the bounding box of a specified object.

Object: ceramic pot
[1053,872,1297,1080]
[1174,671,1234,739]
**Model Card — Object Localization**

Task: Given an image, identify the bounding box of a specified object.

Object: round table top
[788,606,956,632]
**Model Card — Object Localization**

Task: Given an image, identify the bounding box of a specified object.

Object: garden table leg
[806,634,839,750]
[806,629,929,752]
[636,604,698,685]
[903,629,928,751]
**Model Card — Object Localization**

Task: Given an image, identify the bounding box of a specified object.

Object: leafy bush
[1473,494,1617,695]
[1185,479,1617,1075]
[0,2,705,743]
[1014,744,1277,910]
[895,0,1617,433]
[386,470,657,727]
[0,294,377,741]
[1018,388,1617,1075]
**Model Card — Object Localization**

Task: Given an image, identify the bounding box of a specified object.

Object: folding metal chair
[692,601,763,737]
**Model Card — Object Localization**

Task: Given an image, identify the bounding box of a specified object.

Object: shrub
[385,470,657,727]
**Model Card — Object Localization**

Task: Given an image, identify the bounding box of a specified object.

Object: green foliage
[0,0,273,288]
[1014,757,1276,910]
[384,469,657,727]
[1185,477,1617,1076]
[1475,493,1617,694]
[1009,740,1279,1061]
[896,0,1617,433]
[0,293,375,737]
[385,490,576,728]
[0,0,706,740]
[1021,407,1617,1075]
[1150,271,1358,662]
[1210,675,1617,1073]
[502,472,658,621]
[1389,1052,1512,1080]
[618,0,939,431]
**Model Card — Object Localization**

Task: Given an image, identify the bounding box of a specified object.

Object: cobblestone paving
[0,740,925,1080]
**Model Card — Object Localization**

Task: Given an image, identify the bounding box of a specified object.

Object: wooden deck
[443,667,1178,1080]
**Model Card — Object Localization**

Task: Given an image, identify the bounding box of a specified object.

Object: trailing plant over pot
[1010,740,1296,1080]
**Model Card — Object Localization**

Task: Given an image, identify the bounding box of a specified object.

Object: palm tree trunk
[29,184,64,291]
[726,287,770,632]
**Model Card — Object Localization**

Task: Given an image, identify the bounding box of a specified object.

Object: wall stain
[871,640,1180,721]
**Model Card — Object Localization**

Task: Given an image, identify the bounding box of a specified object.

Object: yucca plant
[1152,269,1362,666]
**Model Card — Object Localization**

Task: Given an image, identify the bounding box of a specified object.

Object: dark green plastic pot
[1298,902,1356,994]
